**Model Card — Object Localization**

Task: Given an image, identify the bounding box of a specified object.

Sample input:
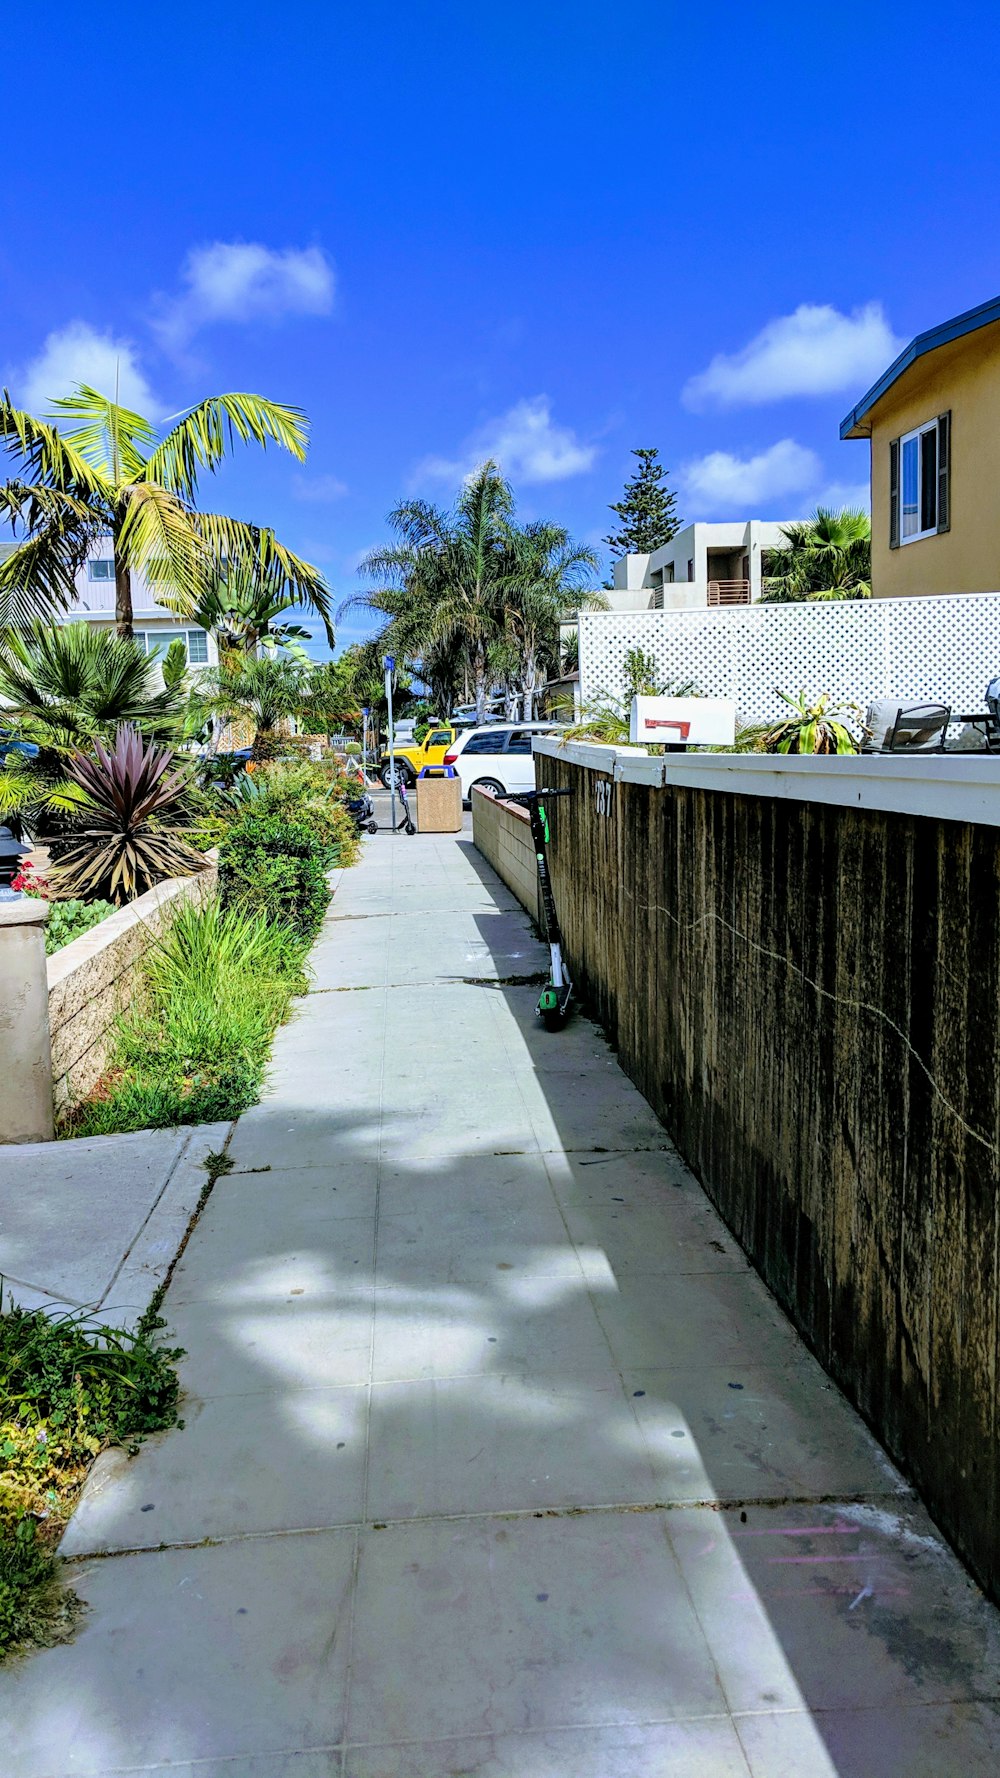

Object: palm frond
[0,392,110,497]
[190,515,334,643]
[51,386,157,481]
[0,480,101,534]
[0,526,89,628]
[117,481,205,608]
[0,622,185,748]
[145,395,310,498]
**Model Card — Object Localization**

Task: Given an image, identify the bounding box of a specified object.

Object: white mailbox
[629,696,736,748]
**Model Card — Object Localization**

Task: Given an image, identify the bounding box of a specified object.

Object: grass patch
[0,1301,181,1660]
[61,899,309,1138]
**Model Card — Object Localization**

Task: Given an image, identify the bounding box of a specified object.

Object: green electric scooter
[508,788,574,1029]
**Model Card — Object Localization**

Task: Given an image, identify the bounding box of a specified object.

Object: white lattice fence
[579,593,1000,728]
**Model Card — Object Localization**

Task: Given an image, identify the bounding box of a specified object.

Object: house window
[133,628,209,664]
[88,559,115,581]
[687,559,694,580]
[890,412,950,547]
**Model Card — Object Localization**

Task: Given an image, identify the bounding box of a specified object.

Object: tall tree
[603,448,681,558]
[499,522,603,719]
[350,462,514,722]
[761,507,872,602]
[0,385,331,638]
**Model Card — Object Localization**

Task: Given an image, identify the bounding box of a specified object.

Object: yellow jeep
[378,724,458,788]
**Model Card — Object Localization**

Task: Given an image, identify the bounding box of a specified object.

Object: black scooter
[508,788,573,1028]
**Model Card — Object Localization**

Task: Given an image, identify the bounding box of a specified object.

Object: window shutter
[937,411,951,533]
[889,437,900,549]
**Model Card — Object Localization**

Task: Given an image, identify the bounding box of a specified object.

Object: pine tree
[603,448,681,556]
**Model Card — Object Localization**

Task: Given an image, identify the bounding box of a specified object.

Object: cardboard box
[415,772,463,832]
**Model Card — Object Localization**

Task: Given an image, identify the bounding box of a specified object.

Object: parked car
[379,724,459,788]
[0,728,39,761]
[442,722,566,802]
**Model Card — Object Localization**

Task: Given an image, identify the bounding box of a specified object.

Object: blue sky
[5,0,1000,658]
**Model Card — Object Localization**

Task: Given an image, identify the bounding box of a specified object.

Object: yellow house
[841,294,1000,598]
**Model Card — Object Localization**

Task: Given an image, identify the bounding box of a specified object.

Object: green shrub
[218,810,332,935]
[236,763,361,867]
[63,900,308,1138]
[0,1303,181,1658]
[44,898,115,956]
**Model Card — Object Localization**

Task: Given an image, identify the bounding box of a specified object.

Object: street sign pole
[383,657,396,828]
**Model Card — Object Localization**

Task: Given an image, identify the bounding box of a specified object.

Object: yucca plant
[51,725,206,903]
[761,690,859,755]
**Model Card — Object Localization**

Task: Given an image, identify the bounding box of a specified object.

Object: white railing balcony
[707,579,751,607]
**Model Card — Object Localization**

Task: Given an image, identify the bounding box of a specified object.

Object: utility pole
[384,656,396,826]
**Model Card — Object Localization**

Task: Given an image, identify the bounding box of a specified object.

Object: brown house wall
[869,321,1000,597]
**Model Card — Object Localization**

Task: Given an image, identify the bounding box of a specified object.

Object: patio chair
[861,700,951,753]
[985,677,1000,752]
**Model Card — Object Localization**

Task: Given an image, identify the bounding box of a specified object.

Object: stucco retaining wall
[533,738,1000,1601]
[471,787,542,928]
[48,862,217,1110]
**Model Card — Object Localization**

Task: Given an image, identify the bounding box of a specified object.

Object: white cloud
[814,479,871,514]
[416,396,598,487]
[293,472,349,503]
[154,241,335,349]
[683,302,903,410]
[680,439,822,514]
[15,320,162,417]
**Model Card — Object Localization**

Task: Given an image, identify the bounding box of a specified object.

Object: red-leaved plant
[51,725,206,904]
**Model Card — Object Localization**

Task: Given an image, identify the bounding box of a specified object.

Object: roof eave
[839,292,1000,439]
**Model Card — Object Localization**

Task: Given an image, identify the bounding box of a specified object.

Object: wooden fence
[532,739,1000,1601]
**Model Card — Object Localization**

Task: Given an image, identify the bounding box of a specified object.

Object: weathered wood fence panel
[540,751,1000,1599]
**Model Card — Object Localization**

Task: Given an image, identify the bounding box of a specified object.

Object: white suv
[443,722,566,801]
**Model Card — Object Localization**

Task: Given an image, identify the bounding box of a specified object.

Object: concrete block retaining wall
[471,787,542,928]
[48,863,217,1110]
[533,737,1000,1602]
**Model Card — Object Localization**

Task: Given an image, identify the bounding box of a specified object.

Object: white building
[609,519,803,611]
[66,546,218,666]
[0,539,217,665]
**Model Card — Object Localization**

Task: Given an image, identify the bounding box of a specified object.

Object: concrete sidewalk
[3,829,999,1775]
[0,1122,231,1327]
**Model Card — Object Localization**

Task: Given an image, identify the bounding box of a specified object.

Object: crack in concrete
[61,1487,916,1566]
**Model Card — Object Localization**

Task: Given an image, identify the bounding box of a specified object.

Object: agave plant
[52,725,206,904]
[761,690,859,755]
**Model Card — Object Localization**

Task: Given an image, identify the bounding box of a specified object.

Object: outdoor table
[952,711,999,749]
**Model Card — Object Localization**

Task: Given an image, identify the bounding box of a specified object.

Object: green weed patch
[0,1303,181,1660]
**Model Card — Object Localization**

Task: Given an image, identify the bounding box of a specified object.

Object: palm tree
[0,384,331,636]
[159,556,334,659]
[500,522,603,719]
[350,462,514,723]
[0,622,184,761]
[761,507,872,603]
[200,655,307,761]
